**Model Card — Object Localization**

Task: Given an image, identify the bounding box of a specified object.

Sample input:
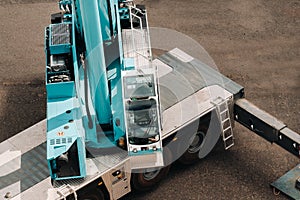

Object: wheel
[69,183,108,200]
[178,110,221,165]
[131,166,170,192]
[178,129,206,165]
[77,189,106,200]
[131,148,172,192]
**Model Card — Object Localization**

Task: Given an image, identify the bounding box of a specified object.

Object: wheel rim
[188,131,205,153]
[143,168,161,181]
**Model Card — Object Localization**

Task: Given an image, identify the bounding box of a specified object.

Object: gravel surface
[0,0,299,199]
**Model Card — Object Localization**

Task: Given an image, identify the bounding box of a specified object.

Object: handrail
[129,5,152,66]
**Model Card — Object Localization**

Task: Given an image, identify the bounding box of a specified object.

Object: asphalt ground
[0,0,299,199]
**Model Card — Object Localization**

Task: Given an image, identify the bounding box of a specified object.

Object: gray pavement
[0,1,299,199]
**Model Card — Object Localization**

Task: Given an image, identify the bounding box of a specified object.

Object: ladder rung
[223,135,233,141]
[217,104,227,111]
[220,113,228,119]
[223,126,232,132]
[225,143,234,150]
[219,109,228,115]
[224,137,234,144]
[222,118,230,124]
[212,96,234,150]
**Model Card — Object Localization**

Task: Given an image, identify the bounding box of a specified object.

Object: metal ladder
[56,184,77,200]
[211,97,234,150]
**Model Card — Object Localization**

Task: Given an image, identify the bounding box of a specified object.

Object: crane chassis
[0,0,299,199]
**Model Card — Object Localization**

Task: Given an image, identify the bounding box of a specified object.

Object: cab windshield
[126,99,160,145]
[123,74,155,99]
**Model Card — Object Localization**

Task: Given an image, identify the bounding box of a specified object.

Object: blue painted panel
[79,0,112,124]
[46,81,75,99]
[46,95,87,179]
[98,0,111,41]
[110,60,126,142]
[47,97,82,157]
[76,137,87,178]
[49,44,71,55]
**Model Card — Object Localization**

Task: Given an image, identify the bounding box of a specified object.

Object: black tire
[131,148,172,192]
[178,126,208,165]
[71,184,108,200]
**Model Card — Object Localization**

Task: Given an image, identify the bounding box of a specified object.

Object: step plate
[130,152,164,169]
[270,164,300,200]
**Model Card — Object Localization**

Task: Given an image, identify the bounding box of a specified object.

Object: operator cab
[122,70,164,169]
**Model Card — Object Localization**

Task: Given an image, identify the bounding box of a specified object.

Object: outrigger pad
[270,164,300,200]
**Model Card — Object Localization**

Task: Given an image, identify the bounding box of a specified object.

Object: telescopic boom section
[78,0,113,124]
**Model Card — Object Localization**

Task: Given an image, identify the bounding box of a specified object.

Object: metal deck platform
[0,49,244,199]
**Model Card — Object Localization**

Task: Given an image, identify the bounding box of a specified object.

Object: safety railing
[129,5,152,68]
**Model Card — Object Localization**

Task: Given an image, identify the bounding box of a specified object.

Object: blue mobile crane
[45,0,163,182]
[0,0,299,199]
